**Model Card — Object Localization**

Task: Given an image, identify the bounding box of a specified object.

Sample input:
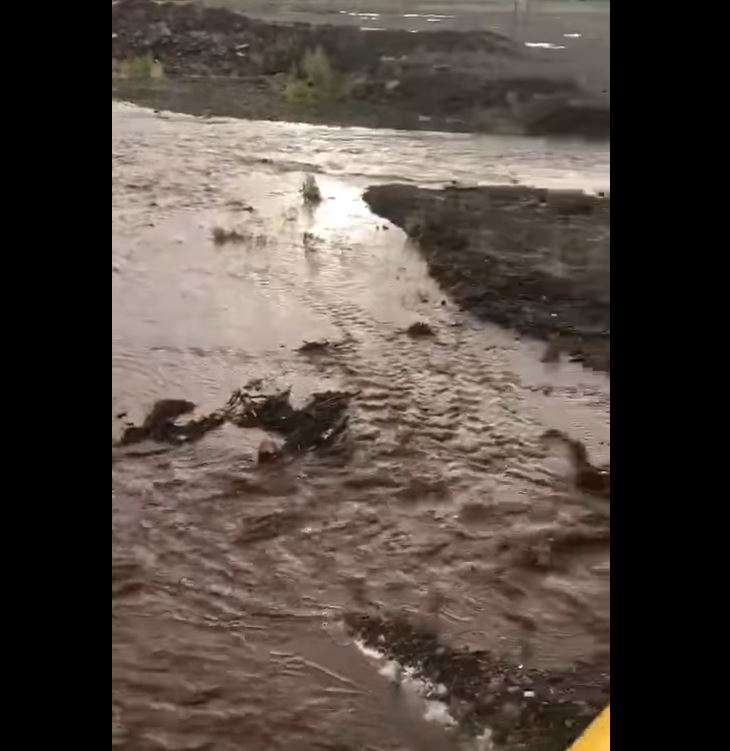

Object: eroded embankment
[363,184,610,372]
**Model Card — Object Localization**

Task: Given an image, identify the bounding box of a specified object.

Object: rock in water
[257,438,279,464]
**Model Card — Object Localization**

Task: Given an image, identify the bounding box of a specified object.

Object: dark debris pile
[344,613,608,751]
[118,387,354,456]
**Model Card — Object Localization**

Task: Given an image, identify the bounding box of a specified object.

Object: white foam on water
[473,727,496,751]
[353,639,458,728]
[423,700,456,726]
[354,639,382,661]
[525,42,567,50]
[378,660,401,681]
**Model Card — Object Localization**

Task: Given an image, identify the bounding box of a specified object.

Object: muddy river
[112,101,609,750]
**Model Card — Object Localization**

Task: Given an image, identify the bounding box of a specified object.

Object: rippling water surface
[112,102,609,750]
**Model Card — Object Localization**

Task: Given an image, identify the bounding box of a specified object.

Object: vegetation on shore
[117,54,165,80]
[284,46,346,106]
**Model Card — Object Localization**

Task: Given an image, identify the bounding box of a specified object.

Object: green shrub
[300,175,322,205]
[284,76,315,106]
[284,46,345,106]
[119,55,164,80]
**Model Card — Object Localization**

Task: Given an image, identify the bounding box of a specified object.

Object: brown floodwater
[112,101,609,750]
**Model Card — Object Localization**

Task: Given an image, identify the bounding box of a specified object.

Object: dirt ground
[363,184,610,372]
[112,0,609,138]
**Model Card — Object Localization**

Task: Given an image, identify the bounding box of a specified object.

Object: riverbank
[364,184,610,372]
[112,0,609,139]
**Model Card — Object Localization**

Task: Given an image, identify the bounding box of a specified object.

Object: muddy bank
[346,612,609,750]
[363,184,610,371]
[112,0,608,139]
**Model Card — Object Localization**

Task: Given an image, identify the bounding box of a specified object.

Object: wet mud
[346,612,609,750]
[112,0,608,139]
[363,184,610,372]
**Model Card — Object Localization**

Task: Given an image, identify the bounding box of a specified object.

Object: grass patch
[300,175,322,205]
[284,46,346,106]
[118,55,165,80]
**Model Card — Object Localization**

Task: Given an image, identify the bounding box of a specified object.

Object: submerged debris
[541,428,610,498]
[257,437,280,464]
[118,399,196,445]
[227,388,355,453]
[211,227,248,245]
[225,199,255,212]
[406,321,435,338]
[297,339,331,354]
[302,231,324,251]
[222,388,356,453]
[296,336,354,355]
[117,387,355,456]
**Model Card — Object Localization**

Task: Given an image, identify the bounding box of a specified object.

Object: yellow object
[567,705,610,751]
